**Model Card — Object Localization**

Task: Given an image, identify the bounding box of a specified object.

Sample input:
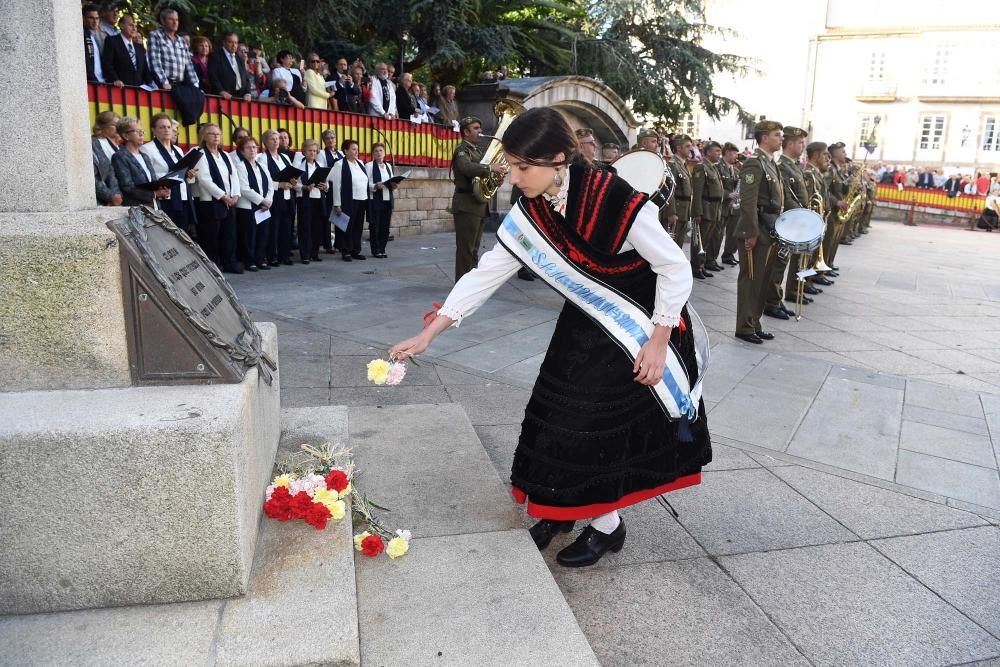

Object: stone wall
[874,202,976,227]
[389,168,455,237]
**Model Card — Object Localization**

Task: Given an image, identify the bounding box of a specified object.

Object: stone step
[0,406,361,667]
[348,403,599,666]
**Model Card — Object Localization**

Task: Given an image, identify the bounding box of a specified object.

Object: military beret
[782,126,807,139]
[459,116,482,131]
[575,127,595,139]
[806,141,828,156]
[753,120,783,135]
[637,128,659,141]
[828,141,846,150]
[704,140,722,151]
[722,142,740,153]
[602,142,620,150]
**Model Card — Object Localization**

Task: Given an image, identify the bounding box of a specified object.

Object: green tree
[126,0,748,122]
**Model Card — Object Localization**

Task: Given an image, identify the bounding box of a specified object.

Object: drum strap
[496,201,708,421]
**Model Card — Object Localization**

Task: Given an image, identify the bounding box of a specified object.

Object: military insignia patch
[744,173,755,184]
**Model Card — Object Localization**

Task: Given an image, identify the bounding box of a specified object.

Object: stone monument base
[0,324,280,615]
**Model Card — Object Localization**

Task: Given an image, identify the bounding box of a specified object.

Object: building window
[867,51,885,83]
[918,115,945,150]
[672,113,698,138]
[923,42,952,86]
[983,117,1000,152]
[857,114,883,149]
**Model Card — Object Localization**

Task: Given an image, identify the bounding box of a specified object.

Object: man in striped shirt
[147,8,199,90]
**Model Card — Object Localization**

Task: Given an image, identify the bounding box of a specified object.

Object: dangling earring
[553,169,563,187]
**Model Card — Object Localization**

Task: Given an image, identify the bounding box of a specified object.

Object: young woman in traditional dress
[390,108,711,567]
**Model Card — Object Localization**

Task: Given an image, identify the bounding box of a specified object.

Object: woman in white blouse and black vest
[141,112,197,233]
[365,142,395,258]
[294,139,330,264]
[235,135,274,272]
[330,139,369,261]
[195,123,242,273]
[260,129,297,266]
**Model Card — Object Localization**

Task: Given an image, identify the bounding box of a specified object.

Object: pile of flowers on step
[263,443,411,559]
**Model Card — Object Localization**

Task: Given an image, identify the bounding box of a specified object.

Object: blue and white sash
[496,202,709,421]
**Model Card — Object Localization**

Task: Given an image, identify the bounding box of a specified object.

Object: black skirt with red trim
[510,294,712,521]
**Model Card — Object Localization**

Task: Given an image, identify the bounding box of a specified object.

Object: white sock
[590,510,621,534]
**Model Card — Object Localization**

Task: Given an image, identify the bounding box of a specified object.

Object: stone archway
[460,75,641,151]
[459,76,641,214]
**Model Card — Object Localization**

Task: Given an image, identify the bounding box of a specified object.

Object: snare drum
[610,150,675,209]
[773,208,825,253]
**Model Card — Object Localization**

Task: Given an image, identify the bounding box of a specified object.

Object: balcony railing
[87,83,460,168]
[856,81,897,100]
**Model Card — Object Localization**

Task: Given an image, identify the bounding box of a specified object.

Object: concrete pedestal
[0,324,281,615]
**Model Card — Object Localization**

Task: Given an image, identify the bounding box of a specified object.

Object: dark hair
[231,126,249,143]
[500,107,577,167]
[83,4,100,16]
[669,134,692,152]
[342,139,359,152]
[704,141,722,152]
[221,31,238,41]
[276,49,295,63]
[236,135,257,151]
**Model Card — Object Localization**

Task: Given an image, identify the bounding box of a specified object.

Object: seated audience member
[111,116,170,206]
[195,123,242,273]
[141,112,197,231]
[234,135,274,271]
[101,14,153,87]
[92,110,123,206]
[269,77,305,109]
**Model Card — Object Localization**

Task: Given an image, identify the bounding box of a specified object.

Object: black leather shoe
[324,248,336,255]
[830,264,839,271]
[351,253,367,260]
[735,332,763,344]
[312,256,323,262]
[529,519,575,550]
[301,259,310,265]
[269,260,281,267]
[258,264,271,270]
[840,239,853,245]
[804,285,821,295]
[722,257,739,266]
[755,330,775,340]
[826,271,839,278]
[702,269,714,278]
[764,306,790,320]
[781,306,795,317]
[374,252,388,259]
[693,270,707,280]
[813,276,834,286]
[281,260,294,266]
[706,261,724,272]
[517,268,535,281]
[246,265,258,272]
[556,520,626,567]
[803,296,814,304]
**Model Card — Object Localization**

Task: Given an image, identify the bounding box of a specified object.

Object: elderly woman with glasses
[111,117,171,206]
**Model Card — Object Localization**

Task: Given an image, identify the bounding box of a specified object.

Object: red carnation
[361,534,385,557]
[304,502,332,530]
[289,491,315,520]
[325,470,350,493]
[263,487,294,520]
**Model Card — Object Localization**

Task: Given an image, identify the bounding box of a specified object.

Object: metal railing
[88,83,460,167]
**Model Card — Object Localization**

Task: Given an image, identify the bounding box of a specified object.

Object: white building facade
[697,0,1000,173]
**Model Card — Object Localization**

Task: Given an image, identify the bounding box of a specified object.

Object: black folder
[136,177,182,191]
[166,148,203,177]
[304,166,332,186]
[274,164,305,182]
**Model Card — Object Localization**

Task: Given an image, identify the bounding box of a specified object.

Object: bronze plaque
[108,206,276,385]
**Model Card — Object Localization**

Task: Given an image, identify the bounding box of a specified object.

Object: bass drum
[773,207,825,253]
[611,150,675,209]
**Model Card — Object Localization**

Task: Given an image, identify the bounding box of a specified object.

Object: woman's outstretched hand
[633,326,672,386]
[389,334,430,362]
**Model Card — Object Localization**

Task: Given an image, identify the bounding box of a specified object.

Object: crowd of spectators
[82,3,500,129]
[873,164,999,198]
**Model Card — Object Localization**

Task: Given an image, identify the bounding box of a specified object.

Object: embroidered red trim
[511,472,702,520]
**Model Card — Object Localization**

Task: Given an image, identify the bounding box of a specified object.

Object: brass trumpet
[472,99,526,203]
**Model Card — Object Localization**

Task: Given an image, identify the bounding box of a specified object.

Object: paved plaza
[220,217,1000,666]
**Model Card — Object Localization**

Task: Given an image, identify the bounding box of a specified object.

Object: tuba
[472,99,526,203]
